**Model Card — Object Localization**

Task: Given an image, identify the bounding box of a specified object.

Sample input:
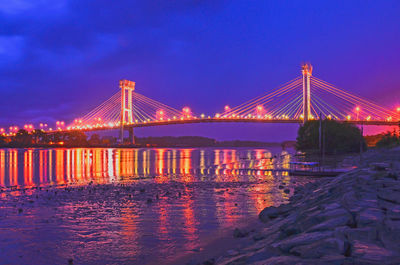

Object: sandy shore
[184,148,400,264]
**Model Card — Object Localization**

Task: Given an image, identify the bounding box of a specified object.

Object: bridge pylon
[302,63,312,124]
[119,79,135,144]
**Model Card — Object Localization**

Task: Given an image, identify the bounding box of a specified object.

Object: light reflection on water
[0,148,291,188]
[0,147,301,264]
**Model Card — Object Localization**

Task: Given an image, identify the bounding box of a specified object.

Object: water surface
[0,147,306,264]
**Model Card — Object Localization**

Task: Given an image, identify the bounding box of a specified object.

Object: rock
[233,228,248,238]
[257,255,302,264]
[259,206,280,223]
[226,249,239,256]
[370,162,390,171]
[378,190,400,204]
[356,208,385,227]
[387,204,400,220]
[272,231,333,252]
[252,233,266,241]
[289,237,349,258]
[307,214,353,232]
[351,240,400,263]
[246,246,281,263]
[379,228,400,252]
[315,254,349,265]
[202,258,215,265]
[322,202,341,211]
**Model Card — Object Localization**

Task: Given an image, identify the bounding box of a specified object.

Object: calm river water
[0,147,306,264]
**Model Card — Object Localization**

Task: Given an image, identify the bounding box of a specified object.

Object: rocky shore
[200,148,400,264]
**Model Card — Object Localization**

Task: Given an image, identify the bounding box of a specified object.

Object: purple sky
[1,1,400,141]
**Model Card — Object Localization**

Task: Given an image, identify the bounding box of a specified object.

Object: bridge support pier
[128,127,135,145]
[302,63,312,124]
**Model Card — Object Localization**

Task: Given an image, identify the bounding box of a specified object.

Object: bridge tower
[120,79,135,144]
[302,63,312,124]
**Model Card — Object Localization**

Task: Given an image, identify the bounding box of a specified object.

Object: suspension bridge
[4,64,400,143]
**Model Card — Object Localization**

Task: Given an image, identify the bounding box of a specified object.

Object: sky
[1,0,400,141]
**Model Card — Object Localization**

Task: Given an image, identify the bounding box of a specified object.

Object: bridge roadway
[57,117,400,134]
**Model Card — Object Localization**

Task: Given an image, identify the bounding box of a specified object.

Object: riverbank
[188,148,400,264]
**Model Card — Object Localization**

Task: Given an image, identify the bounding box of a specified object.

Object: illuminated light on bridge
[224,105,230,112]
[182,107,192,118]
[256,105,265,115]
[355,106,361,120]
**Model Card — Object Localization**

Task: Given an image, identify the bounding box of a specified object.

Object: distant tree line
[0,130,291,148]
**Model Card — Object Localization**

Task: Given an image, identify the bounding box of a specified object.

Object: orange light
[397,107,400,112]
[224,105,230,111]
[183,107,191,113]
[355,107,360,112]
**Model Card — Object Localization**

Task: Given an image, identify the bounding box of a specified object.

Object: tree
[376,132,400,148]
[63,131,87,146]
[0,135,6,146]
[13,129,33,146]
[32,129,47,144]
[296,120,366,154]
[88,134,101,146]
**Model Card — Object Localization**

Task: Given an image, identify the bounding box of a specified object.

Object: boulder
[259,206,280,223]
[356,208,385,227]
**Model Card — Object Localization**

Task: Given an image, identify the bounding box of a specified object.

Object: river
[0,147,308,264]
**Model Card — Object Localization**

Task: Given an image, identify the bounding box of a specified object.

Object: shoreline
[183,148,400,264]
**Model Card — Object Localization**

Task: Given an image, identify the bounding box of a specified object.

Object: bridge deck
[60,118,400,134]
